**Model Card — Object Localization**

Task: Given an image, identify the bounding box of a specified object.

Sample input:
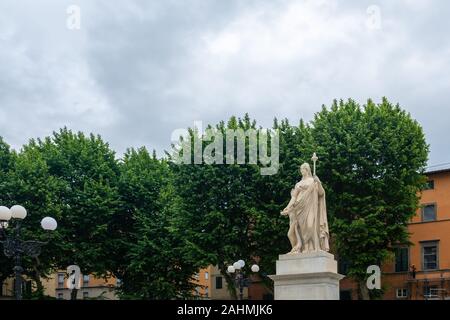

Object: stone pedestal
[269,251,344,300]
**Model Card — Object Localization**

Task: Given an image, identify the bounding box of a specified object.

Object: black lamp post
[0,205,57,300]
[227,260,260,300]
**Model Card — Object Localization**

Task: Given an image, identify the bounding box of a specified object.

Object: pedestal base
[269,251,344,300]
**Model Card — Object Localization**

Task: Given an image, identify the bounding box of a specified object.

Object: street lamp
[0,205,57,300]
[227,259,260,300]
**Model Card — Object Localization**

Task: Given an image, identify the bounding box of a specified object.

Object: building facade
[193,265,249,300]
[340,168,450,300]
[193,265,272,300]
[0,273,118,300]
[0,278,14,300]
[50,272,118,300]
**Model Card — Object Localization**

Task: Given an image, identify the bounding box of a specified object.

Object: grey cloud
[0,0,449,166]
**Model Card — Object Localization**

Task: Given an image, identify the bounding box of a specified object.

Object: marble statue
[281,154,330,254]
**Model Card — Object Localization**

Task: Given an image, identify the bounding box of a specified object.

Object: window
[195,287,200,296]
[204,287,209,298]
[422,204,436,222]
[424,180,434,190]
[395,247,409,272]
[424,286,438,298]
[83,291,89,299]
[204,272,209,280]
[396,288,408,298]
[57,273,65,288]
[422,241,439,270]
[57,293,64,300]
[215,276,223,289]
[83,274,90,286]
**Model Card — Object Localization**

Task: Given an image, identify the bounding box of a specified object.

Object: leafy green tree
[170,100,428,300]
[13,128,122,298]
[1,97,428,301]
[170,115,293,298]
[0,137,62,298]
[252,118,310,275]
[3,129,204,300]
[6,143,65,297]
[113,147,200,299]
[305,98,428,299]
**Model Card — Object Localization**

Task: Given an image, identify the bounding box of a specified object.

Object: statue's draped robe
[290,179,330,252]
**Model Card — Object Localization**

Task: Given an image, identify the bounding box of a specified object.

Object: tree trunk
[32,257,44,299]
[358,280,370,300]
[32,275,45,299]
[218,263,237,300]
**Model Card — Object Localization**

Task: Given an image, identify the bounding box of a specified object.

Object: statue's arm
[286,190,297,207]
[315,176,325,196]
[281,187,300,215]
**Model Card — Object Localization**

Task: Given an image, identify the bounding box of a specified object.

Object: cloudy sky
[0,0,449,166]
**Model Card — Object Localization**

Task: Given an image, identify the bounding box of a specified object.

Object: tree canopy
[0,98,429,300]
[307,98,428,298]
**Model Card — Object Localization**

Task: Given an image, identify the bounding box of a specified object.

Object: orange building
[340,167,450,300]
[50,272,118,300]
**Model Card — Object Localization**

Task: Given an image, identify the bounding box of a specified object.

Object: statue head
[299,163,312,178]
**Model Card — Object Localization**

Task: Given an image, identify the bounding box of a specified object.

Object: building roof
[425,163,450,175]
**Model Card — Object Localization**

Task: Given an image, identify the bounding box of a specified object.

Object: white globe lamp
[227,265,235,273]
[41,217,58,231]
[0,206,12,221]
[10,205,27,220]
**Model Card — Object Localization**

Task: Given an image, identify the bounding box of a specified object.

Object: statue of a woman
[281,163,330,254]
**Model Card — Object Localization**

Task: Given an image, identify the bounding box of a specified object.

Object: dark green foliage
[168,99,428,299]
[306,98,428,298]
[113,147,200,299]
[169,114,307,297]
[1,98,429,300]
[18,128,122,276]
